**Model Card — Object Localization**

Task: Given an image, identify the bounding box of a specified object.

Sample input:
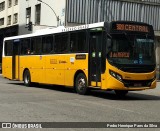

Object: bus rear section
[2,39,20,80]
[2,29,89,89]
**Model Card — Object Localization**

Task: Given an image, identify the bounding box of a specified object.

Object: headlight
[109,70,123,82]
[153,73,156,81]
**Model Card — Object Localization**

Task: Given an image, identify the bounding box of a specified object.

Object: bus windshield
[108,34,155,66]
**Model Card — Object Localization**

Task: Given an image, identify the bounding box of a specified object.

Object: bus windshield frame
[105,21,156,72]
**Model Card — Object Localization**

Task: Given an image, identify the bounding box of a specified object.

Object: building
[0,0,65,62]
[0,0,160,78]
[65,0,160,78]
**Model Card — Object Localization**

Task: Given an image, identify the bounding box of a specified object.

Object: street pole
[37,0,60,27]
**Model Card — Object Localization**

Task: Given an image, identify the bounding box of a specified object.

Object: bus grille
[121,67,155,73]
[123,79,153,87]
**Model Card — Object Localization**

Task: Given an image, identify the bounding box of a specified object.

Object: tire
[75,73,88,95]
[23,70,32,87]
[115,90,128,98]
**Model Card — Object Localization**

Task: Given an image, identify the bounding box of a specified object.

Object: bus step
[88,86,101,89]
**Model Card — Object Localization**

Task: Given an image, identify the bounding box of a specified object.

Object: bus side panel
[2,57,12,79]
[45,55,65,85]
[19,56,45,83]
[15,56,19,80]
[64,54,88,87]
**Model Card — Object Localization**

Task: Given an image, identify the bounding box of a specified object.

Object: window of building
[8,0,12,8]
[13,13,18,24]
[0,18,4,26]
[26,7,31,24]
[35,4,41,25]
[7,15,11,25]
[0,2,5,11]
[14,0,18,5]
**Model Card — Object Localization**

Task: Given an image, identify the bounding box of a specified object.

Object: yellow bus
[2,21,156,97]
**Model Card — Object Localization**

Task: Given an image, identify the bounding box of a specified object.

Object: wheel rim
[24,73,29,84]
[77,77,86,91]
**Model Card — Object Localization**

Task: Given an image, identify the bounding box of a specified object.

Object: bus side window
[30,37,42,55]
[77,31,87,52]
[55,35,61,53]
[70,31,87,53]
[36,37,42,54]
[21,38,31,55]
[70,33,77,52]
[61,34,68,53]
[5,41,13,56]
[41,35,53,54]
[55,34,68,53]
[31,38,35,54]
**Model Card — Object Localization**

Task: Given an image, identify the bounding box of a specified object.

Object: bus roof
[4,22,105,41]
[4,21,153,41]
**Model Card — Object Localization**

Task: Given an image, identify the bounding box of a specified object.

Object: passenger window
[70,33,77,52]
[31,37,42,55]
[21,38,30,55]
[55,34,68,53]
[61,34,68,53]
[42,35,53,54]
[70,31,87,53]
[5,41,13,56]
[77,32,87,52]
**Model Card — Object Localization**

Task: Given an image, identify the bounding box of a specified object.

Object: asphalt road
[0,74,160,130]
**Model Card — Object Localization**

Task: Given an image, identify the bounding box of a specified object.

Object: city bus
[2,21,156,97]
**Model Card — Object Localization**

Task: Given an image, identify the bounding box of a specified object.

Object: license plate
[134,83,142,87]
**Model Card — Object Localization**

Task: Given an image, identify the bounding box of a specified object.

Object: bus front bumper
[104,76,156,91]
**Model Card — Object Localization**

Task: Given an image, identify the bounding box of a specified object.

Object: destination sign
[116,24,149,32]
[110,52,130,58]
[111,22,151,33]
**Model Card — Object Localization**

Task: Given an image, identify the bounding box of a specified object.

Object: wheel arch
[74,70,87,87]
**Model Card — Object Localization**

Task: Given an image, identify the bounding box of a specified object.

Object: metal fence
[66,0,160,31]
[142,0,160,3]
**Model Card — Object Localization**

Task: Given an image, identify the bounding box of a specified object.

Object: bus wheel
[23,70,32,87]
[75,73,88,95]
[115,90,128,98]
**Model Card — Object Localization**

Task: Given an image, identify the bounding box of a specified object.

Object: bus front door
[12,40,20,80]
[89,32,102,87]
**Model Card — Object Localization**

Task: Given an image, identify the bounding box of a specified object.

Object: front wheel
[23,70,32,87]
[75,73,88,95]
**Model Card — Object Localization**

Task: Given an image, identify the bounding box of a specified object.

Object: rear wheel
[115,90,128,98]
[23,70,32,87]
[75,73,88,95]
